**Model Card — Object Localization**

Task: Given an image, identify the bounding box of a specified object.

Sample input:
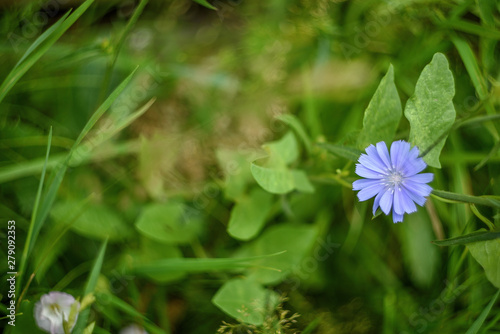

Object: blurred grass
[1,0,500,333]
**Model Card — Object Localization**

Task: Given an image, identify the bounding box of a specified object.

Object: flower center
[49,303,61,315]
[385,170,404,187]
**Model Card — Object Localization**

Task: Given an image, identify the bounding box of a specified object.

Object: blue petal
[379,188,393,215]
[399,188,417,213]
[393,187,405,215]
[407,173,433,183]
[352,178,382,190]
[364,145,389,173]
[357,182,384,201]
[402,184,427,206]
[372,190,385,215]
[392,211,404,223]
[358,155,386,174]
[376,142,392,169]
[355,164,384,179]
[402,147,427,176]
[404,180,432,197]
[390,140,410,171]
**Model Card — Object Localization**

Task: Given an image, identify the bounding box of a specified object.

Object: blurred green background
[1,0,500,333]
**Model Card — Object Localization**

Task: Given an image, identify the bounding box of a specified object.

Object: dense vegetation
[1,0,500,333]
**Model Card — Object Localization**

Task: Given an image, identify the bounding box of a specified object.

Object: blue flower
[352,140,433,223]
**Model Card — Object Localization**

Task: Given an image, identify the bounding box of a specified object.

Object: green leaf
[251,163,295,194]
[404,53,456,168]
[262,131,299,165]
[51,201,133,241]
[0,0,95,104]
[135,202,202,244]
[467,239,500,288]
[18,128,52,296]
[465,289,500,334]
[358,64,402,149]
[401,210,439,288]
[236,224,319,285]
[74,239,108,333]
[292,170,315,193]
[216,149,253,201]
[451,36,489,102]
[251,132,314,194]
[193,0,217,10]
[433,230,500,246]
[432,189,500,209]
[95,293,166,334]
[128,239,185,283]
[317,142,363,162]
[228,188,273,240]
[276,114,312,154]
[131,252,285,276]
[212,278,280,326]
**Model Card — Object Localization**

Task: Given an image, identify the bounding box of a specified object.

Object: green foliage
[3,1,500,333]
[405,53,456,168]
[467,239,500,288]
[358,64,402,149]
[251,132,314,194]
[0,0,95,104]
[228,188,273,240]
[135,202,203,244]
[51,200,133,241]
[235,224,319,285]
[212,278,280,326]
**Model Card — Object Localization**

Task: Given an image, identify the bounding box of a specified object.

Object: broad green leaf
[251,163,294,194]
[292,170,315,193]
[251,132,313,194]
[276,114,312,154]
[467,238,500,288]
[228,188,273,240]
[317,142,363,162]
[262,131,299,165]
[236,224,319,285]
[404,53,456,168]
[51,201,133,241]
[358,64,402,149]
[212,278,279,326]
[251,164,315,194]
[135,202,202,244]
[74,239,108,333]
[216,149,253,201]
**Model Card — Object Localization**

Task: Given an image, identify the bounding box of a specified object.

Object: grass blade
[132,252,286,276]
[16,127,52,299]
[432,230,500,246]
[96,293,166,334]
[465,289,500,334]
[73,239,108,333]
[0,0,95,104]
